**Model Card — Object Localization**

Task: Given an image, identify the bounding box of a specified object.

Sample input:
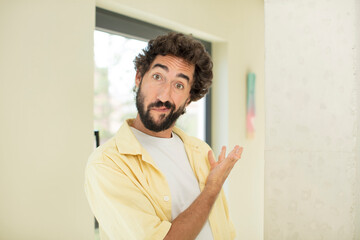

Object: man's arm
[164,145,243,240]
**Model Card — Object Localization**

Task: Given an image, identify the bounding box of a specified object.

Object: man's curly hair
[134,32,213,102]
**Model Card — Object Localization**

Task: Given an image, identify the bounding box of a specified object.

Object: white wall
[355,5,360,236]
[265,0,360,239]
[0,0,95,239]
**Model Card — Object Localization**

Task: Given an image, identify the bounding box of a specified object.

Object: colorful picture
[246,73,256,139]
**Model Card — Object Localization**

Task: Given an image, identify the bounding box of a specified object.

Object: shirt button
[163,195,169,202]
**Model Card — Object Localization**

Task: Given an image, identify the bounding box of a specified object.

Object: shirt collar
[115,119,199,156]
[115,119,142,155]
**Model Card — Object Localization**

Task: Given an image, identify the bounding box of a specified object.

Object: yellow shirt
[85,119,235,240]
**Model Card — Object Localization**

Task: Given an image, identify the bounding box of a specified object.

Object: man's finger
[228,145,243,161]
[232,146,243,159]
[218,146,226,162]
[227,145,238,157]
[208,150,216,166]
[236,147,244,158]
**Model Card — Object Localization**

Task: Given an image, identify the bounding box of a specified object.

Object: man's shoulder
[87,120,138,167]
[186,135,211,149]
[87,135,119,167]
[173,127,211,152]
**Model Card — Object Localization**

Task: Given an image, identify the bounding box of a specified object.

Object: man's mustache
[148,100,174,110]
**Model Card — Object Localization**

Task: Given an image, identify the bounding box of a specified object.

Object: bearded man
[85,32,243,240]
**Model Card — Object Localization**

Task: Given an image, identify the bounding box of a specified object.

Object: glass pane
[94,30,206,145]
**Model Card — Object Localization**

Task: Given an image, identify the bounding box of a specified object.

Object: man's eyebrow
[152,63,169,72]
[152,63,190,82]
[176,73,190,82]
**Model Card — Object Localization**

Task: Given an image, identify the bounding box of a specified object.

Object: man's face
[135,55,194,132]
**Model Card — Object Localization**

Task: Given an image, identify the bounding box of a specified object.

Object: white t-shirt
[131,127,214,240]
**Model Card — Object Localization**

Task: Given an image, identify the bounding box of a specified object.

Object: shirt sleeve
[220,189,236,240]
[85,160,171,240]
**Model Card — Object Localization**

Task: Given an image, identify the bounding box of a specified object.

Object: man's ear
[135,71,142,87]
[186,98,192,107]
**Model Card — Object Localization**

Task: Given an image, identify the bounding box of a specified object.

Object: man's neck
[131,114,174,138]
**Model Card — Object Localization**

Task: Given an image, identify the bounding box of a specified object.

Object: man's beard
[135,84,187,132]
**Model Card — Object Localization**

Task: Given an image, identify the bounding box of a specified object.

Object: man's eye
[175,83,184,90]
[152,74,162,81]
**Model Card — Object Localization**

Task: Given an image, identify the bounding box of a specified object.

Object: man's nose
[157,81,172,102]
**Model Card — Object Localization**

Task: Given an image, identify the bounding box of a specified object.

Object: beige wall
[0,0,265,239]
[265,0,360,239]
[0,0,95,239]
